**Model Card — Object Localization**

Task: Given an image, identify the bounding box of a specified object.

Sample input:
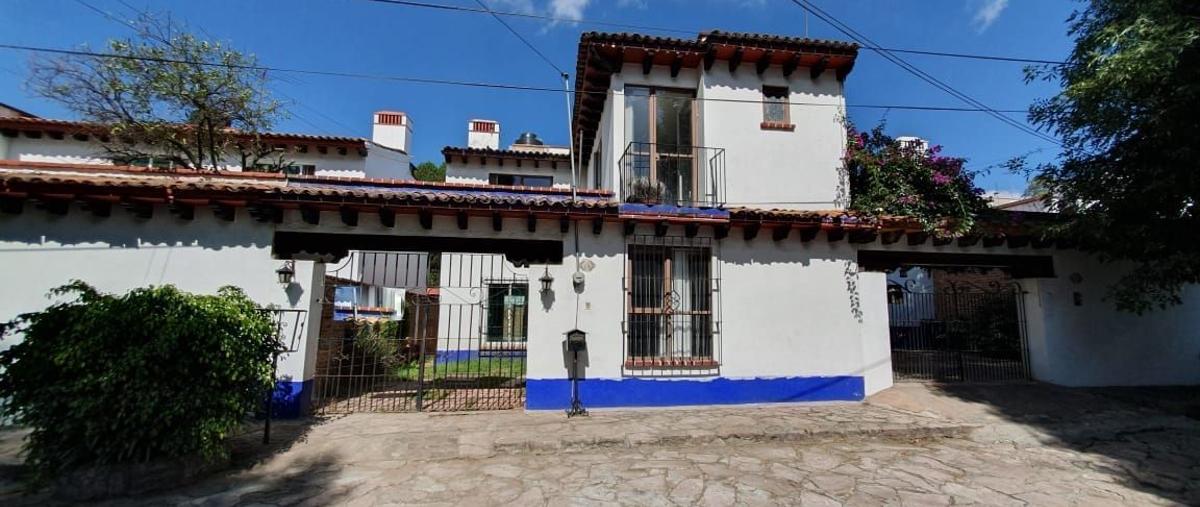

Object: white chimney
[372,111,412,153]
[467,119,500,150]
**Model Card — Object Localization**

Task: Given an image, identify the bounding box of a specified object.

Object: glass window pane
[656,91,693,151]
[624,87,650,147]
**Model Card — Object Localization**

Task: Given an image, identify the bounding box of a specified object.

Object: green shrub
[0,281,275,484]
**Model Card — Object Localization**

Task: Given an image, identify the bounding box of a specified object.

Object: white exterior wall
[596,63,847,209]
[0,206,318,385]
[1021,252,1200,386]
[2,135,412,179]
[444,158,572,189]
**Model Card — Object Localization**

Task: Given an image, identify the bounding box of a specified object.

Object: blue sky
[0,0,1077,194]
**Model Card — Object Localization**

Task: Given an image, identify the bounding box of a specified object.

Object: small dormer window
[761,86,794,131]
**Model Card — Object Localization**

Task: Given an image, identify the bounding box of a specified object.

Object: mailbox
[566,329,587,352]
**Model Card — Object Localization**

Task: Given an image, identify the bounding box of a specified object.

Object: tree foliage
[412,161,446,182]
[1026,0,1200,312]
[845,123,990,236]
[29,15,285,171]
[0,282,275,484]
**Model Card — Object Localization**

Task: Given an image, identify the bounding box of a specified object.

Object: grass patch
[393,355,525,382]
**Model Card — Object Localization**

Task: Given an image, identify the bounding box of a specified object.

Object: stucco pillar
[857,270,894,395]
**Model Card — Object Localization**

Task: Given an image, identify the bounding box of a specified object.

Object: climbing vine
[844,123,989,236]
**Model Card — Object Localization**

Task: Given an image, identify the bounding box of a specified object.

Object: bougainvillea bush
[844,123,990,236]
[0,282,275,484]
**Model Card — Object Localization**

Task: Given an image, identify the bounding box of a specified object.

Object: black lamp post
[565,329,588,417]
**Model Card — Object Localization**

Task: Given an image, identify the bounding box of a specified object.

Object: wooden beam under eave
[1007,236,1031,249]
[906,231,928,246]
[124,201,154,220]
[728,48,743,73]
[957,235,981,247]
[493,212,503,232]
[880,230,904,245]
[379,208,396,227]
[670,54,684,78]
[251,204,282,223]
[37,197,70,216]
[83,199,112,218]
[756,51,773,75]
[798,227,819,242]
[836,60,856,82]
[527,214,537,233]
[782,55,801,77]
[655,220,669,237]
[418,209,433,230]
[560,216,571,234]
[457,211,469,230]
[827,228,846,242]
[592,216,603,235]
[982,235,1005,248]
[623,220,636,236]
[300,206,320,225]
[212,203,236,222]
[642,51,655,75]
[714,224,729,240]
[338,207,358,227]
[772,225,790,241]
[169,202,194,220]
[932,235,953,247]
[810,56,829,81]
[849,229,878,244]
[684,222,699,238]
[743,223,760,241]
[703,49,717,71]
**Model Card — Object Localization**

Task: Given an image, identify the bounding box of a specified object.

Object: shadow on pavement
[877,382,1200,505]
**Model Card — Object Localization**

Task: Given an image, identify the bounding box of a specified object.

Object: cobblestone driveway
[3,384,1196,506]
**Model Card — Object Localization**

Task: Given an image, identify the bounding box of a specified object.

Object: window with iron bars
[623,236,721,371]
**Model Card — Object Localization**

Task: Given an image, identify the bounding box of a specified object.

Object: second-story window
[761,86,792,130]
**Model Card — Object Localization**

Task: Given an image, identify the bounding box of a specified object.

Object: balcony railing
[619,142,725,208]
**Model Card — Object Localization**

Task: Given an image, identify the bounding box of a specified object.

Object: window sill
[624,357,719,369]
[760,121,795,131]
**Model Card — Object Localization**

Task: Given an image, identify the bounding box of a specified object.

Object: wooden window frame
[624,240,717,369]
[761,85,794,131]
[625,86,701,205]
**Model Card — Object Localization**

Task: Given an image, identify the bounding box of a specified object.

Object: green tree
[845,123,990,236]
[1026,0,1200,312]
[412,161,446,182]
[29,15,285,171]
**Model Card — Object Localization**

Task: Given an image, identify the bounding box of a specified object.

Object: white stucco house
[0,30,1197,418]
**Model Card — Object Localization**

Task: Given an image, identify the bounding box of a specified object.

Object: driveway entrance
[887,268,1030,382]
[309,251,528,413]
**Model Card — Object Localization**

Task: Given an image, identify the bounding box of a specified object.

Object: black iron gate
[310,251,527,413]
[888,282,1029,382]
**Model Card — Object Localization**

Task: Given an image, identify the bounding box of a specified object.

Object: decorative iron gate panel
[311,251,527,413]
[888,283,1029,382]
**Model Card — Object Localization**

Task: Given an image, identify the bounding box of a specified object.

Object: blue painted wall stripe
[526,376,864,410]
[272,379,313,419]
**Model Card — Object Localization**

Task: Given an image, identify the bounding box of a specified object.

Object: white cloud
[549,0,591,21]
[971,0,1008,33]
[486,0,537,15]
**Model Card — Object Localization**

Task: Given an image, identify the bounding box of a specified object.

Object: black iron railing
[619,142,726,208]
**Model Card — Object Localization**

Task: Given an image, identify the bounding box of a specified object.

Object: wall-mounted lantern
[276,260,296,285]
[539,267,554,293]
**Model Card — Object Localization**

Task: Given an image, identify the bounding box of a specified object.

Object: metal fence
[619,142,726,208]
[888,284,1029,382]
[310,251,528,413]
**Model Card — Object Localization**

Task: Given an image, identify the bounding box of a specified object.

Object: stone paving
[2,384,1198,505]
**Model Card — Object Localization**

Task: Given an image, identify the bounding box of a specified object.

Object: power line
[0,43,1029,114]
[787,0,1060,146]
[471,0,566,76]
[362,0,1069,66]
